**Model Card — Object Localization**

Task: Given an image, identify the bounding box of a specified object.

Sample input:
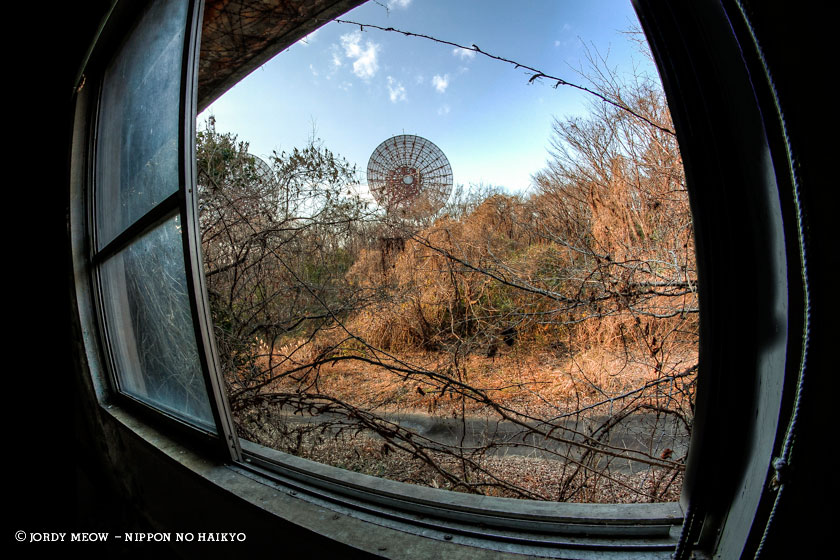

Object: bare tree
[196,35,697,503]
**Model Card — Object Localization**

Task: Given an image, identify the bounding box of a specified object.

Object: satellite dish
[367,134,453,217]
[245,153,273,188]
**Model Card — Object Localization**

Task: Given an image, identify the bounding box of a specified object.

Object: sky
[198,0,657,198]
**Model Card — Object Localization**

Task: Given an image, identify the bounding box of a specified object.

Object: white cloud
[331,50,343,68]
[452,47,476,60]
[432,74,450,93]
[387,76,407,103]
[340,31,362,57]
[437,104,451,116]
[340,31,380,79]
[387,0,412,8]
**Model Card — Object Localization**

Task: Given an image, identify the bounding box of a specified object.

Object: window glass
[92,0,215,430]
[99,215,215,428]
[198,0,697,503]
[95,0,189,250]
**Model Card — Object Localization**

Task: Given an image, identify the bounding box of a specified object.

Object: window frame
[635,2,809,556]
[68,0,810,557]
[83,0,240,456]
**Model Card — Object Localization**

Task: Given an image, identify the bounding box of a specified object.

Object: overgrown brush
[198,40,699,503]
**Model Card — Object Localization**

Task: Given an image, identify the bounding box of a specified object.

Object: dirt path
[274,409,689,474]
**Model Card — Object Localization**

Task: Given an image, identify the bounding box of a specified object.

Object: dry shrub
[345,190,696,362]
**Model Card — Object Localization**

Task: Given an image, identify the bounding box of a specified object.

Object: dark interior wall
[9,0,832,556]
[11,0,114,534]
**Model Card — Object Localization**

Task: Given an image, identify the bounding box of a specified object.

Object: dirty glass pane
[95,0,189,250]
[99,215,215,429]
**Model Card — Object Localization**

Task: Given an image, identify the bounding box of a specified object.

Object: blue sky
[198,0,655,196]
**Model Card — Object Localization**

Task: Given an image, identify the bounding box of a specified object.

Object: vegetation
[196,49,697,503]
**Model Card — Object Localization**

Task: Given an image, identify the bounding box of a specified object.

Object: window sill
[102,403,682,559]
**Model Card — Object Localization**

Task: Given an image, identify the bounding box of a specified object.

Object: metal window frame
[636,1,808,556]
[84,0,240,458]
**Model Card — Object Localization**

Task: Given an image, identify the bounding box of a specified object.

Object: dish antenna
[245,153,273,188]
[366,134,453,217]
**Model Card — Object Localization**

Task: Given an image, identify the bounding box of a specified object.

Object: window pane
[99,215,215,428]
[95,0,189,250]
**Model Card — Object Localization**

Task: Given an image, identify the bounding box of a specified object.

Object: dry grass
[259,340,696,419]
[234,340,695,503]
